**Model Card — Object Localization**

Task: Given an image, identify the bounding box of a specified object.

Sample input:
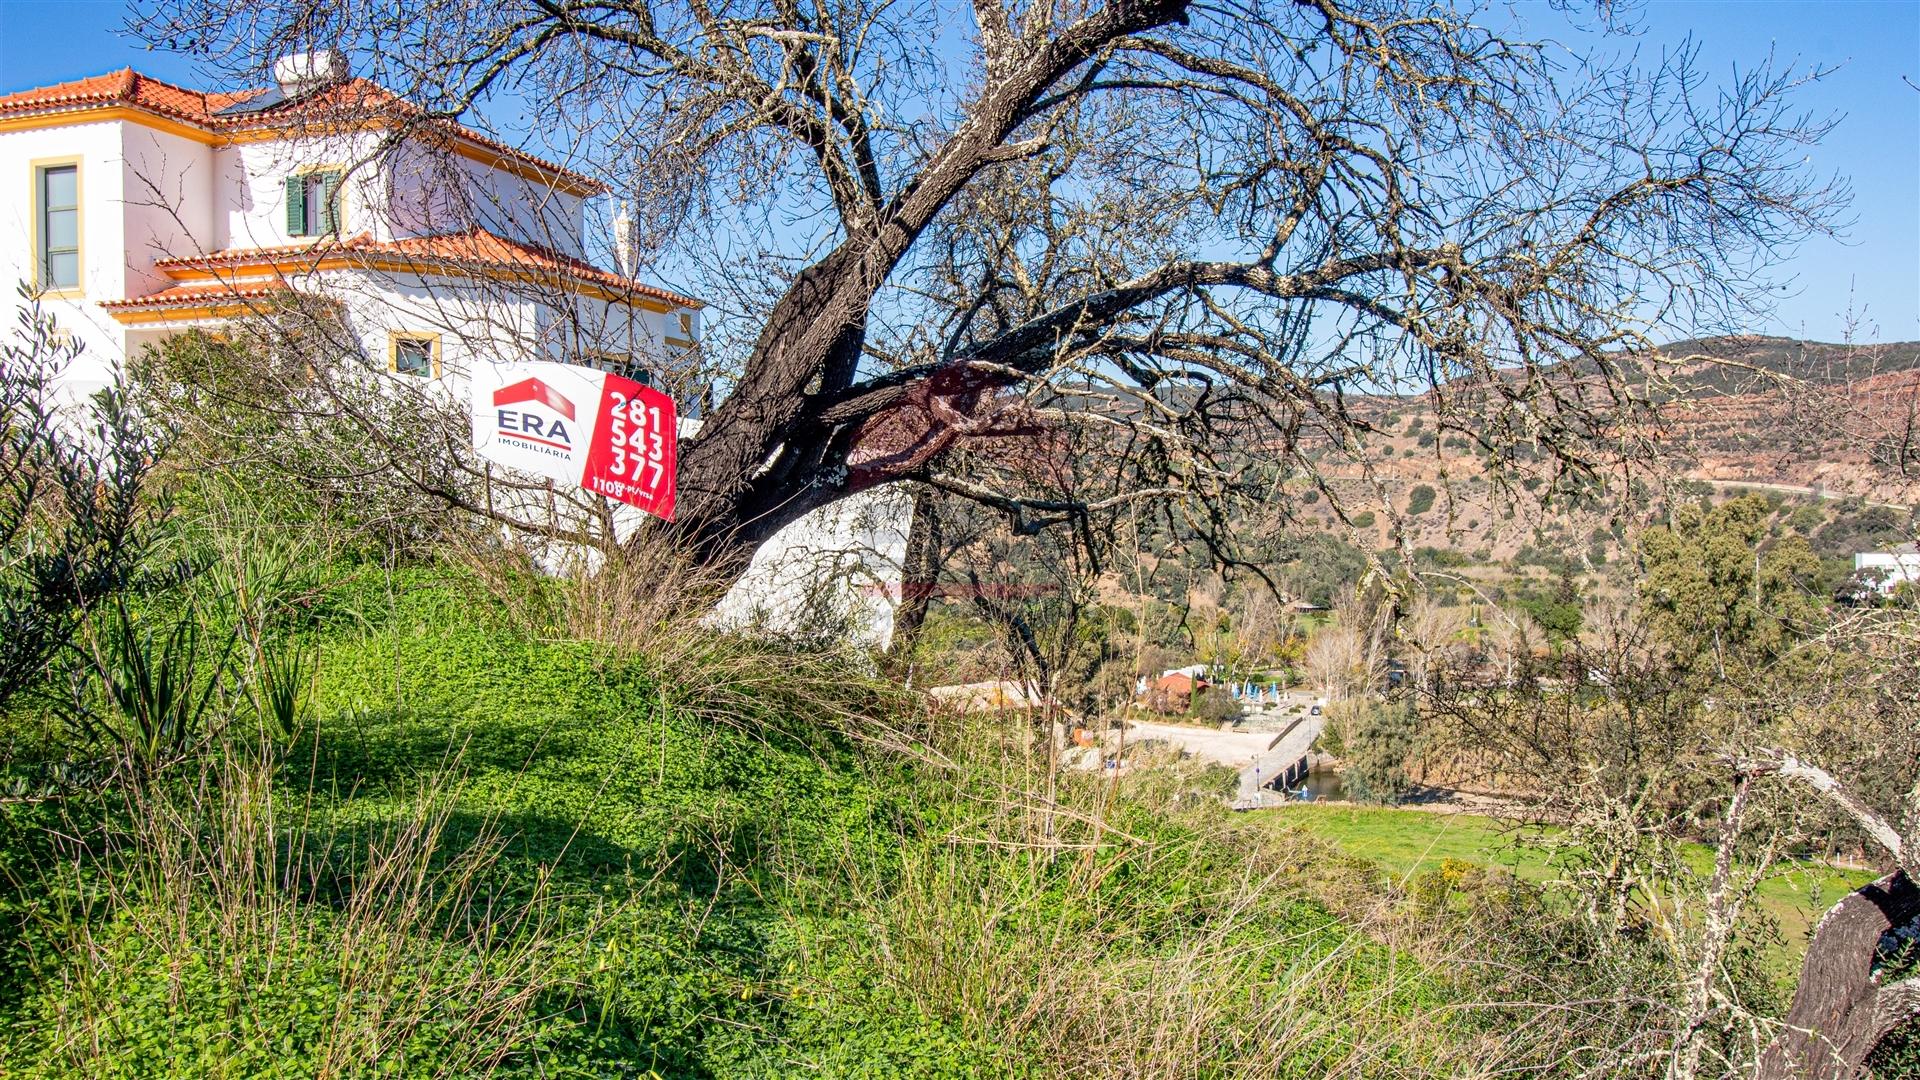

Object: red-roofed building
[1139,672,1209,714]
[2,54,700,395]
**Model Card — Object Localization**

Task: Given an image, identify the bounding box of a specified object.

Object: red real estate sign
[580,375,677,520]
[471,362,677,520]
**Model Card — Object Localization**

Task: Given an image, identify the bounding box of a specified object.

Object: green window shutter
[319,171,341,234]
[285,175,307,236]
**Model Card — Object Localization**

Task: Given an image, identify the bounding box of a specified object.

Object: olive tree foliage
[1638,495,1825,678]
[135,0,1841,574]
[1,295,167,708]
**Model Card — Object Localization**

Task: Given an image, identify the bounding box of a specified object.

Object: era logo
[492,378,576,450]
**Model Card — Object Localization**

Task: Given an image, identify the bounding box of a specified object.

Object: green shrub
[1414,546,1470,569]
[1191,686,1244,723]
[1407,485,1437,516]
[0,564,1785,1078]
[1340,700,1418,803]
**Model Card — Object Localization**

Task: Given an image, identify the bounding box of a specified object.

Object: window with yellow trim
[389,332,440,378]
[36,163,80,291]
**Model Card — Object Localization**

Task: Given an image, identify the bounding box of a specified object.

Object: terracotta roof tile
[0,70,601,193]
[98,281,291,311]
[378,230,701,308]
[154,227,702,309]
[152,233,379,268]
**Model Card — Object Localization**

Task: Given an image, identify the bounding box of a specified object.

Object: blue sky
[2,0,1915,343]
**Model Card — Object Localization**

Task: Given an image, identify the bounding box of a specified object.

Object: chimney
[272,50,348,96]
[612,201,638,278]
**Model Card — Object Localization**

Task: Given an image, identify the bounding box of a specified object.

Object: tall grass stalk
[9,751,587,1077]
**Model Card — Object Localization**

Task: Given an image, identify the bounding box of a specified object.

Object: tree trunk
[885,484,942,669]
[1757,869,1920,1079]
[657,0,1198,573]
[669,248,870,568]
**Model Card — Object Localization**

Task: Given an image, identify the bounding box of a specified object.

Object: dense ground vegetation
[1,547,1766,1077]
[2,309,1914,1075]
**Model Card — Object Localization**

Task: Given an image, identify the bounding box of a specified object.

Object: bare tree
[1399,594,1465,693]
[136,0,1843,578]
[1304,620,1369,699]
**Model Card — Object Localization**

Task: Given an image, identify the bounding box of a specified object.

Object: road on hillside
[1699,478,1909,512]
[1312,473,1911,513]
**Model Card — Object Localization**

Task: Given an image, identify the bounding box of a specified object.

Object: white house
[1853,544,1920,594]
[2,57,912,650]
[0,57,701,399]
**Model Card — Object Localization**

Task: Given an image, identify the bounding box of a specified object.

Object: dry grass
[2,534,1723,1077]
[12,748,587,1077]
[451,527,928,759]
[767,713,1482,1078]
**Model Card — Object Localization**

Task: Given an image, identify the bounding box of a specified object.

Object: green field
[1268,803,1876,978]
[0,572,1526,1077]
[3,562,1896,1074]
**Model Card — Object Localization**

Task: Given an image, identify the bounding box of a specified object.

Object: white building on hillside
[0,56,700,398]
[1854,543,1920,594]
[1,57,911,650]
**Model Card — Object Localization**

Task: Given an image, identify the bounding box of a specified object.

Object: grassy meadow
[1,561,1692,1078]
[1271,804,1875,981]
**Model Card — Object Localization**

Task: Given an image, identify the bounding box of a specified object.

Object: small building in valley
[1138,671,1208,714]
[1853,543,1920,595]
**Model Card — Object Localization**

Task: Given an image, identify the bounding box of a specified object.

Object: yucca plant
[247,635,309,743]
[66,599,238,771]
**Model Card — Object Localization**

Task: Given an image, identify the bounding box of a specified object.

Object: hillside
[0,566,1693,1078]
[1649,336,1920,397]
[1261,336,1920,568]
[1523,335,1920,502]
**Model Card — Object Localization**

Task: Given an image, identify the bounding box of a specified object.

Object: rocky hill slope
[1290,336,1920,567]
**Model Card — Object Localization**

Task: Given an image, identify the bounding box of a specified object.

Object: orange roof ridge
[99,280,291,310]
[153,232,379,268]
[0,68,603,195]
[0,68,208,123]
[152,227,702,309]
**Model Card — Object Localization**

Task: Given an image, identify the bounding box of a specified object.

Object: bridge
[1107,707,1329,810]
[1234,712,1326,809]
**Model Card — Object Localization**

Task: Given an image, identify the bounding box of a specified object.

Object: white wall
[1854,551,1920,592]
[382,140,467,241]
[539,293,685,365]
[705,485,916,651]
[213,131,385,249]
[0,119,131,396]
[120,124,216,290]
[463,155,587,257]
[298,267,543,385]
[378,139,586,255]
